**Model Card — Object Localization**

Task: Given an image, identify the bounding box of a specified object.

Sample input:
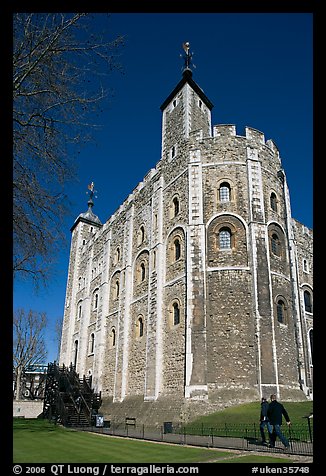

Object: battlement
[105,168,159,229]
[213,124,265,143]
[212,124,280,157]
[213,124,236,137]
[245,126,265,144]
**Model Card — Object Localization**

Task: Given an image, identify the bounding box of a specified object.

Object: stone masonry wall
[60,75,312,425]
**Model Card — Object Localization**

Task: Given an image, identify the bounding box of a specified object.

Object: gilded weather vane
[181,41,196,72]
[86,181,98,203]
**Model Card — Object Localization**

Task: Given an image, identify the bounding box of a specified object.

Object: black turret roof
[160,69,213,111]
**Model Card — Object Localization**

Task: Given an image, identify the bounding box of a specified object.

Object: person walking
[259,397,272,445]
[267,394,291,450]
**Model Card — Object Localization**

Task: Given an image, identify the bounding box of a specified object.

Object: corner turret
[71,182,102,232]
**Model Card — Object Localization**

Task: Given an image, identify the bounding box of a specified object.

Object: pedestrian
[259,397,272,445]
[267,394,291,450]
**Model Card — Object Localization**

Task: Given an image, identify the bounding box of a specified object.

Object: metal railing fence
[78,420,313,456]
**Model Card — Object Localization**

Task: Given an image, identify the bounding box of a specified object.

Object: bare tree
[13,308,48,400]
[54,315,64,361]
[13,13,124,286]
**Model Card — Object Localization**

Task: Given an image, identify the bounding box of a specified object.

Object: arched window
[115,280,120,298]
[77,304,82,320]
[271,233,281,256]
[74,340,78,369]
[173,197,179,217]
[277,299,286,323]
[111,328,116,347]
[89,333,95,354]
[219,182,231,202]
[219,227,231,250]
[115,247,120,264]
[173,302,180,325]
[94,292,99,309]
[138,317,144,337]
[174,239,181,261]
[140,226,145,243]
[140,262,146,281]
[270,192,278,212]
[153,213,158,230]
[304,290,312,313]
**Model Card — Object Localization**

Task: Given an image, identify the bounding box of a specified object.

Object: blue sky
[13,13,313,364]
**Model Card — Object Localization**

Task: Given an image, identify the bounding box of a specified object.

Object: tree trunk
[15,366,22,401]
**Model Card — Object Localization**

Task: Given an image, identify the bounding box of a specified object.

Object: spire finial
[181,42,195,72]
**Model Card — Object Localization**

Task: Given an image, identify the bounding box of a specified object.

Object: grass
[14,419,294,464]
[186,401,313,427]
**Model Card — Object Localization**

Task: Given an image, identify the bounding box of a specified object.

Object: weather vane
[86,181,98,202]
[181,42,196,71]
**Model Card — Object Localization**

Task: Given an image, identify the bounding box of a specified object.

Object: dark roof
[70,203,102,232]
[160,69,214,111]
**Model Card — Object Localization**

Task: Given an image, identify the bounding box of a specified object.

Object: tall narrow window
[94,292,98,309]
[140,263,146,281]
[111,328,116,347]
[115,280,120,298]
[90,333,95,354]
[138,317,144,337]
[271,233,280,256]
[309,329,313,358]
[174,239,181,261]
[115,247,120,264]
[74,340,78,369]
[140,226,145,243]
[78,305,82,320]
[304,290,312,313]
[173,302,180,325]
[173,197,179,217]
[270,192,278,212]
[219,228,231,249]
[219,182,231,202]
[277,300,286,323]
[303,259,309,273]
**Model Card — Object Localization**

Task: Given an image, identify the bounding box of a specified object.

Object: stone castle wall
[59,72,313,424]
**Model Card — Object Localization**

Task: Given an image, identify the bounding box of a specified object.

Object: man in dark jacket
[267,394,291,449]
[259,397,272,445]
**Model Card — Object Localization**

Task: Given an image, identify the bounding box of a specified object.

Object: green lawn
[186,401,313,428]
[13,419,295,464]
